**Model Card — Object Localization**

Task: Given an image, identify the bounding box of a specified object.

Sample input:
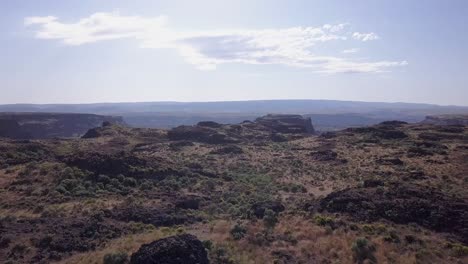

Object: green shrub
[202,240,213,250]
[361,224,387,235]
[210,245,235,264]
[97,174,111,184]
[103,252,128,264]
[351,238,376,264]
[230,224,247,240]
[263,209,278,230]
[123,177,137,187]
[447,242,468,257]
[383,229,400,243]
[139,180,153,190]
[281,183,307,193]
[314,214,334,227]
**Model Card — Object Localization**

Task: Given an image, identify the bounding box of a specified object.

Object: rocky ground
[0,115,467,263]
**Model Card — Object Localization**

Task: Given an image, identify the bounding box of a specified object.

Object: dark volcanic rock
[407,141,448,157]
[320,183,468,243]
[319,132,337,139]
[255,114,316,134]
[130,234,209,264]
[374,129,408,139]
[379,120,408,126]
[209,145,244,155]
[407,146,434,157]
[436,125,464,133]
[270,133,288,142]
[168,126,238,144]
[81,127,101,138]
[169,140,195,150]
[376,157,404,165]
[362,179,384,187]
[310,150,338,161]
[418,132,464,141]
[347,126,408,140]
[252,201,285,218]
[102,121,113,127]
[197,121,222,128]
[175,197,201,210]
[64,151,149,176]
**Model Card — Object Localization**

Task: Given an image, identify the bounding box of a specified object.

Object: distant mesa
[378,120,408,126]
[196,121,222,128]
[255,114,316,134]
[0,113,125,139]
[167,114,316,144]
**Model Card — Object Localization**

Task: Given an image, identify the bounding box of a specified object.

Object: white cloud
[342,48,359,54]
[352,32,379,41]
[24,12,169,46]
[24,12,405,73]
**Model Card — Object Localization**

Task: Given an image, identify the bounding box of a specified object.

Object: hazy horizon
[1,98,468,108]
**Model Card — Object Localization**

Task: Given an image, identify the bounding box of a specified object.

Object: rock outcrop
[320,183,468,243]
[346,125,408,140]
[421,115,468,126]
[255,114,315,134]
[167,126,238,144]
[0,113,125,139]
[130,234,209,264]
[167,114,316,144]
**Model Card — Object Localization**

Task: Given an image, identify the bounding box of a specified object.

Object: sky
[1,0,467,106]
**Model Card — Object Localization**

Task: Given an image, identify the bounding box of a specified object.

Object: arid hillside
[0,115,467,264]
[0,113,125,139]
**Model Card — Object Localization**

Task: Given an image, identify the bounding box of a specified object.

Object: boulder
[255,114,315,134]
[130,234,209,264]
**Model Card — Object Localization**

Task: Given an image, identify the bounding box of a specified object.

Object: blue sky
[1,0,467,105]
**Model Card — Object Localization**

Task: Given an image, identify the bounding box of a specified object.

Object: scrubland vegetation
[0,117,467,263]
